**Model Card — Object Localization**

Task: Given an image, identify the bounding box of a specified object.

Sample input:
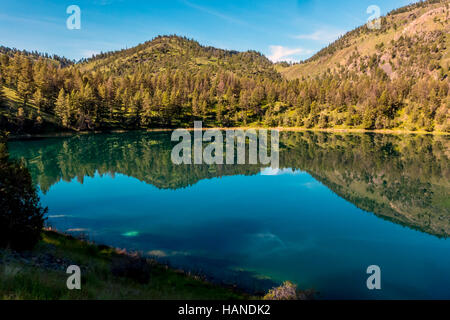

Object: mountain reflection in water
[8,131,450,299]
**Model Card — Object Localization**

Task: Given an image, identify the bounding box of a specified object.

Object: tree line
[0,35,448,133]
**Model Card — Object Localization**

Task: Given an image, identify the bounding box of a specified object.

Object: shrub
[0,132,47,251]
[263,281,316,300]
[111,255,151,284]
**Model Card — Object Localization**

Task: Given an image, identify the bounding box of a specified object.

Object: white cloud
[267,45,313,63]
[294,28,345,44]
[260,168,304,176]
[81,50,100,58]
[147,250,168,257]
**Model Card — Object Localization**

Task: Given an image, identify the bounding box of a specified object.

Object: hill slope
[279,0,450,80]
[79,35,279,80]
[0,0,449,133]
[0,85,64,134]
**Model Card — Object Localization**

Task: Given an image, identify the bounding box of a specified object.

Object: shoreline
[0,229,254,300]
[8,127,450,140]
[159,127,450,136]
[0,228,316,300]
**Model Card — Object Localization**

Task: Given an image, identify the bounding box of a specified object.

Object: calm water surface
[8,131,450,299]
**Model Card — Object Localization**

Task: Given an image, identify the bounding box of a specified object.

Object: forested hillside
[0,0,449,133]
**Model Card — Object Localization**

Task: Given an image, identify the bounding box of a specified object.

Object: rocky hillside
[279,0,450,80]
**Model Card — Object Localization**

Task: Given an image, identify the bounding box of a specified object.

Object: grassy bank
[0,230,248,300]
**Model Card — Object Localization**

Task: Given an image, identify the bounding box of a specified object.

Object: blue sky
[0,0,416,62]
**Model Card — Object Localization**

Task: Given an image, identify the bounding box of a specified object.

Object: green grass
[1,86,61,127]
[0,231,249,300]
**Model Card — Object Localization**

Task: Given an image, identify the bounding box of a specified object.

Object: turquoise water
[8,131,450,299]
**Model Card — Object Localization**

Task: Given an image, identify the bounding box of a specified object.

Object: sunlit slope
[77,35,280,80]
[0,86,63,133]
[279,0,450,80]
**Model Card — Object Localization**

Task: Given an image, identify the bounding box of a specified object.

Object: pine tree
[0,132,47,251]
[0,86,6,107]
[55,88,69,127]
[140,91,153,127]
[33,88,44,112]
[17,58,34,106]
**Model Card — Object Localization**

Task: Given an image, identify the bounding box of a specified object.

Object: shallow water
[8,131,450,299]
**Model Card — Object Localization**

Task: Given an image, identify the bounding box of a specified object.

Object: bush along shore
[0,229,316,300]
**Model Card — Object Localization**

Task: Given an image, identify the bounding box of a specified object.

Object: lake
[8,131,450,299]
